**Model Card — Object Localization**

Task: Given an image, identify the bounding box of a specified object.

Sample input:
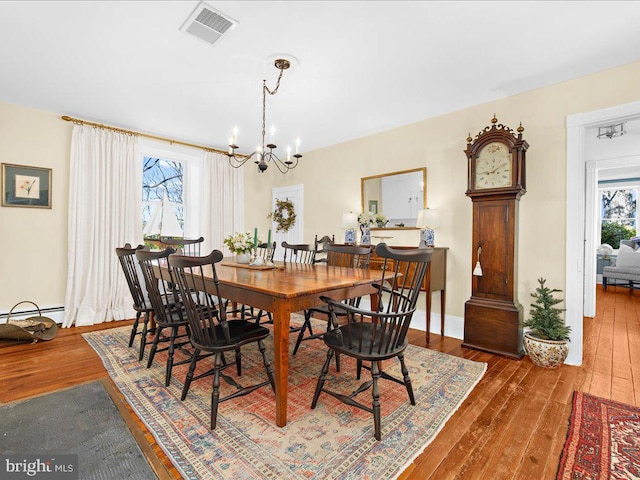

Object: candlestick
[267,229,271,245]
[254,228,258,247]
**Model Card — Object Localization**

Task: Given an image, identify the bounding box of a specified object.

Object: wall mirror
[361,167,426,228]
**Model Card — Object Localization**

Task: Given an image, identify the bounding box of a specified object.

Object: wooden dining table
[161,259,383,427]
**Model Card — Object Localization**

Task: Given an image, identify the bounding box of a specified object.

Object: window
[139,140,204,240]
[600,186,638,247]
[142,156,184,237]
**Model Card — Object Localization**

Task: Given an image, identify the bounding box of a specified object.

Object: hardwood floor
[1,285,638,479]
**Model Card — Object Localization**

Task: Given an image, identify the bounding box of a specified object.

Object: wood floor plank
[408,357,521,479]
[542,401,574,479]
[513,399,568,480]
[468,367,561,480]
[429,360,534,480]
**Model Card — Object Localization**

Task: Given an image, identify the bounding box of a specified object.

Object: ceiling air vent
[179,2,238,46]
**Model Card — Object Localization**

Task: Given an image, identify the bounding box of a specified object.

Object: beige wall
[246,60,640,319]
[2,61,639,320]
[0,102,72,310]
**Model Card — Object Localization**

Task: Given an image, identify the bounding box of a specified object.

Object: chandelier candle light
[227,58,302,173]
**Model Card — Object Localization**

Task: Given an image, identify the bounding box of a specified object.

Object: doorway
[566,100,640,366]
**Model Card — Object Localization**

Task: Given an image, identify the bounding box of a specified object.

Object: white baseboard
[410,309,464,340]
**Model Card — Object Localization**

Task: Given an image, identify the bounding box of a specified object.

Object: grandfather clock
[463,116,528,359]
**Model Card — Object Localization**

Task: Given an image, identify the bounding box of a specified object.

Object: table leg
[272,300,291,427]
[425,263,432,344]
[440,289,446,338]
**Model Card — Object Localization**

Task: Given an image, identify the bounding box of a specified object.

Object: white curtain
[63,125,142,327]
[200,151,244,254]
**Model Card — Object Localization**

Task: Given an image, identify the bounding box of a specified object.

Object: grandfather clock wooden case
[463,117,529,359]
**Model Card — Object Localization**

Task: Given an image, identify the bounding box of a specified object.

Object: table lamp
[341,213,358,245]
[416,208,440,247]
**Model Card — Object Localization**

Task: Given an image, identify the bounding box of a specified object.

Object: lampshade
[341,213,358,229]
[416,209,440,228]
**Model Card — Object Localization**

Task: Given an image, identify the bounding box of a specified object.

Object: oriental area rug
[83,319,486,480]
[556,391,640,480]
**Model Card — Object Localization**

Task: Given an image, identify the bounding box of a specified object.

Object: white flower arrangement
[358,212,375,225]
[374,213,388,227]
[223,232,255,254]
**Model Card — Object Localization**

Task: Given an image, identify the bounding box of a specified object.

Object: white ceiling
[1,1,640,154]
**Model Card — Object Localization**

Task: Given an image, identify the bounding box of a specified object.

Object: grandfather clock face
[475,142,512,189]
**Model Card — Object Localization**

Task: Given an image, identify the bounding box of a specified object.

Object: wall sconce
[597,123,626,139]
[341,212,358,245]
[416,209,440,247]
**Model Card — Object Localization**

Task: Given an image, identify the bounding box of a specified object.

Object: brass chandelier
[227,58,302,173]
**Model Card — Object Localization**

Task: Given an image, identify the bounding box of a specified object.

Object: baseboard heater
[0,305,65,325]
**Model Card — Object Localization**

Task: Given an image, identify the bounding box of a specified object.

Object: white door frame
[565,100,640,366]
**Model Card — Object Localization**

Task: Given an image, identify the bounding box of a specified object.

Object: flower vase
[359,223,371,245]
[235,252,251,264]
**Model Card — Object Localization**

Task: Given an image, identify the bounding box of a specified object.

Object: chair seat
[191,320,270,351]
[323,323,408,361]
[153,306,189,327]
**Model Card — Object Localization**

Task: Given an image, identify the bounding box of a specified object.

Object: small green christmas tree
[522,278,571,341]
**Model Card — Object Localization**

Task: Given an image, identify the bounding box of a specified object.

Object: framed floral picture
[2,163,52,208]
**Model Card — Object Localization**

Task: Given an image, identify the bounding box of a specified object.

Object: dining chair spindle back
[311,243,432,440]
[170,250,276,429]
[136,247,192,386]
[115,243,153,360]
[281,241,316,264]
[292,243,374,361]
[159,236,204,256]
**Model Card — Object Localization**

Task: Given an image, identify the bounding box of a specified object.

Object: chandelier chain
[261,67,285,146]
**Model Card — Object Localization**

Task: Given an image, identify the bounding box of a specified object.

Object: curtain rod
[61,115,247,158]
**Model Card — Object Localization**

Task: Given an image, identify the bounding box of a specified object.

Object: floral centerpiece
[358,212,375,225]
[374,213,388,228]
[224,232,255,263]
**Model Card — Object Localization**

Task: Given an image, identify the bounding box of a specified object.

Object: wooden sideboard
[369,246,448,344]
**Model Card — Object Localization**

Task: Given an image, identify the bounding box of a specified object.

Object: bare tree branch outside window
[142,156,184,234]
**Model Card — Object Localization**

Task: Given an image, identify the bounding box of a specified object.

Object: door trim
[566,100,640,366]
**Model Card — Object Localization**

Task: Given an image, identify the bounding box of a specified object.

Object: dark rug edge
[99,377,175,480]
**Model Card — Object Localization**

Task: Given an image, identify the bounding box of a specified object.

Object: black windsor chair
[115,243,154,361]
[292,243,374,368]
[136,247,194,386]
[159,236,204,256]
[311,243,432,440]
[170,250,275,429]
[313,234,335,264]
[281,241,316,264]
